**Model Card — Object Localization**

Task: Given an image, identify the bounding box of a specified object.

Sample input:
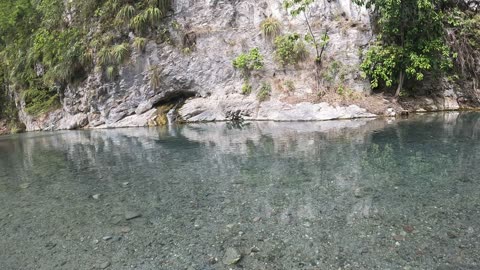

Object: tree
[355,0,452,97]
[283,0,329,91]
[283,0,329,64]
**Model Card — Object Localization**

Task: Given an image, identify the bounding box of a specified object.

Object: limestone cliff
[15,0,478,131]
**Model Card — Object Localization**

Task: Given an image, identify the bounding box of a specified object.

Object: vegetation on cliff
[0,0,172,118]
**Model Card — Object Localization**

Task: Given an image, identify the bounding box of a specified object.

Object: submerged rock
[99,261,110,269]
[19,183,30,189]
[447,231,458,239]
[102,236,112,241]
[119,226,131,233]
[403,225,415,233]
[354,187,372,198]
[222,247,242,265]
[125,211,142,220]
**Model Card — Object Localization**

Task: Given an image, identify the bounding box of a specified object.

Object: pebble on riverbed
[19,183,30,189]
[222,247,242,265]
[125,211,142,220]
[119,226,131,233]
[403,225,414,233]
[99,261,110,269]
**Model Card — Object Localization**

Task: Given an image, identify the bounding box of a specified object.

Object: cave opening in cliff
[153,91,196,108]
[150,91,196,125]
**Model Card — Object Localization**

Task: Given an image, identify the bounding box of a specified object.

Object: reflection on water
[0,113,479,270]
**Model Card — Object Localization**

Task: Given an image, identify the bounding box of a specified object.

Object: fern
[112,43,130,64]
[145,7,162,26]
[260,17,281,40]
[106,65,117,80]
[97,47,113,66]
[80,48,93,67]
[116,4,135,21]
[158,0,171,13]
[147,0,171,13]
[107,0,121,13]
[133,37,147,53]
[130,13,148,33]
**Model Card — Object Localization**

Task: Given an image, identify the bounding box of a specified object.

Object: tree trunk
[395,70,405,98]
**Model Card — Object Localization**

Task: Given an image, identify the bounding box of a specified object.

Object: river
[0,112,479,269]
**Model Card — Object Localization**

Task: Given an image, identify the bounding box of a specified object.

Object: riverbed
[0,112,479,269]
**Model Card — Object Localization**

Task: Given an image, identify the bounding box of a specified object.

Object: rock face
[14,0,473,131]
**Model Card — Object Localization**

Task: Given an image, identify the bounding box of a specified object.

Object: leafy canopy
[355,0,453,92]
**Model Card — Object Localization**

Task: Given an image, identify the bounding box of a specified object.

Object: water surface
[0,113,479,269]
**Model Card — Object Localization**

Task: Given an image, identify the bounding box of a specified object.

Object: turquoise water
[0,112,479,269]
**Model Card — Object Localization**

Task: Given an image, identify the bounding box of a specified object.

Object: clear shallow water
[0,113,479,270]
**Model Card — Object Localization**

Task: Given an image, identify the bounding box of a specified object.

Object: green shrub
[257,82,271,102]
[274,33,308,66]
[23,89,60,116]
[284,80,295,92]
[260,17,281,40]
[241,82,252,95]
[232,48,264,76]
[322,60,342,83]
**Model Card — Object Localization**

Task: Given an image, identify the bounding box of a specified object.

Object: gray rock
[19,183,30,189]
[447,231,458,239]
[135,101,153,115]
[99,261,110,269]
[354,187,371,198]
[45,242,56,250]
[125,211,142,220]
[222,247,242,265]
[102,236,112,241]
[354,188,363,198]
[120,226,131,233]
